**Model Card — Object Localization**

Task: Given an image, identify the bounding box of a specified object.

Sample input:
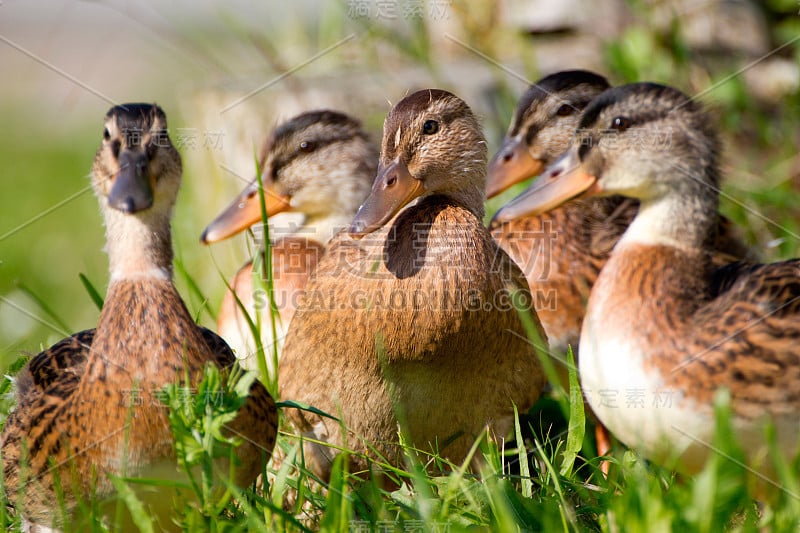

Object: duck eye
[299,140,316,153]
[556,104,573,117]
[610,116,631,132]
[103,128,111,140]
[422,120,439,135]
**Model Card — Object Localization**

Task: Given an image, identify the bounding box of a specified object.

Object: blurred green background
[1,0,798,372]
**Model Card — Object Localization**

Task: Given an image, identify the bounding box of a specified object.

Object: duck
[1,104,278,530]
[494,82,800,477]
[488,70,631,364]
[201,110,376,375]
[488,70,753,467]
[277,89,548,482]
[487,70,612,200]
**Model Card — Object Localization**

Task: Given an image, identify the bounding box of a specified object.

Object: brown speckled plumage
[592,245,800,419]
[15,329,95,401]
[279,90,547,481]
[491,197,637,355]
[1,104,277,530]
[518,83,800,476]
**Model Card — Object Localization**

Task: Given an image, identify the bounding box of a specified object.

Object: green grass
[0,118,105,365]
[4,339,800,531]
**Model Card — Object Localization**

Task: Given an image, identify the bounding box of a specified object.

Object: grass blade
[560,347,585,477]
[252,146,281,388]
[173,256,214,323]
[77,273,104,311]
[513,405,533,498]
[109,476,155,533]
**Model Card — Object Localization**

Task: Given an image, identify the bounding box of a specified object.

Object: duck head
[486,70,609,199]
[92,104,181,217]
[349,89,487,239]
[201,110,376,244]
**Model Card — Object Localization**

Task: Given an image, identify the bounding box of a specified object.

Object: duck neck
[93,206,206,382]
[440,181,485,220]
[618,188,718,253]
[104,205,174,283]
[300,212,354,244]
[586,189,718,360]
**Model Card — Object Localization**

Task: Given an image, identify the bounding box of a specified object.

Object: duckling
[494,83,800,476]
[201,111,376,373]
[278,89,547,481]
[1,104,277,530]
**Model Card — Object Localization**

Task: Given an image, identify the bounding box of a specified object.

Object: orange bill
[349,158,425,239]
[491,147,599,225]
[201,179,291,244]
[486,136,544,199]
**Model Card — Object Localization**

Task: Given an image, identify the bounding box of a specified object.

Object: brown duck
[201,111,376,375]
[495,83,800,480]
[1,104,277,530]
[278,89,547,482]
[488,70,754,467]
